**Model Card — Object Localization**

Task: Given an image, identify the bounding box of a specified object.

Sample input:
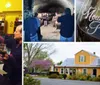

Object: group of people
[0,25,22,85]
[42,13,49,26]
[24,8,74,42]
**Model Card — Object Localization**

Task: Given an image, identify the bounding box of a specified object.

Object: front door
[93,69,97,77]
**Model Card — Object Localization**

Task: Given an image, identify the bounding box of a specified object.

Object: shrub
[24,74,40,85]
[57,75,63,79]
[59,74,63,79]
[75,73,83,80]
[48,72,59,76]
[88,77,93,81]
[48,74,59,79]
[68,75,81,80]
[79,75,87,81]
[71,75,77,80]
[62,74,67,79]
[55,74,65,79]
[75,73,91,81]
[92,77,100,81]
[67,74,90,80]
[67,75,72,80]
[86,74,91,80]
[66,73,100,82]
[48,72,60,79]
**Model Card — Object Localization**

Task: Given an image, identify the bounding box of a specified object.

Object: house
[51,50,100,77]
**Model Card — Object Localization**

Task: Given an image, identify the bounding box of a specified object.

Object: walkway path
[41,22,60,41]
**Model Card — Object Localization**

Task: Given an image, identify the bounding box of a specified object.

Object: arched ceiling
[33,0,74,14]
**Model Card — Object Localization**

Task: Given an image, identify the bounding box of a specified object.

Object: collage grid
[0,0,100,85]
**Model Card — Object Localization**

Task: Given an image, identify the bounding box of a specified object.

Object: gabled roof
[60,57,100,66]
[58,54,100,67]
[75,50,99,58]
[55,50,100,68]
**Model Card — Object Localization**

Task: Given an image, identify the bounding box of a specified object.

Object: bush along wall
[48,72,68,79]
[67,74,100,82]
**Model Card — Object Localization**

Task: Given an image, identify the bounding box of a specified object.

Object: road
[36,78,100,85]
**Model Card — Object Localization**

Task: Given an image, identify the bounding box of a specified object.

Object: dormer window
[79,55,86,62]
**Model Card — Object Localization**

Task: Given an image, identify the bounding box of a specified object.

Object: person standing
[0,25,22,85]
[58,8,74,42]
[43,13,48,26]
[24,16,38,41]
[34,13,42,41]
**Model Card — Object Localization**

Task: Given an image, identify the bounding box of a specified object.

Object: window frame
[61,68,64,74]
[82,68,87,75]
[79,55,86,62]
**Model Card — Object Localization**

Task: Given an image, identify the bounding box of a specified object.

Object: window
[73,69,76,75]
[66,69,68,74]
[69,69,73,75]
[83,68,87,75]
[98,59,100,65]
[61,68,63,74]
[79,55,86,62]
[92,69,97,77]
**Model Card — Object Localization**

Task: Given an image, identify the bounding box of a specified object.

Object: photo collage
[0,0,100,85]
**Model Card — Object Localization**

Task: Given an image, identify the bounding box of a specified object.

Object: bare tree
[24,43,56,68]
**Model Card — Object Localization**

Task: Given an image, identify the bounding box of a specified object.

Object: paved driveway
[36,78,100,85]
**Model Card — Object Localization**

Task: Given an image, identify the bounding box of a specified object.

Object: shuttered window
[79,55,86,62]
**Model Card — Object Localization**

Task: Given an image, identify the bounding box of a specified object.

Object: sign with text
[81,0,100,34]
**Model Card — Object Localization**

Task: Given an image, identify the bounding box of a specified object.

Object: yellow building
[0,0,22,35]
[52,50,100,77]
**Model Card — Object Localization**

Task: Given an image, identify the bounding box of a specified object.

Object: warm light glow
[5,2,11,8]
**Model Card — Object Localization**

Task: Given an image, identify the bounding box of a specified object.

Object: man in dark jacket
[0,25,22,85]
[34,13,42,41]
[24,16,38,41]
[0,53,17,85]
[58,8,74,42]
[0,74,10,85]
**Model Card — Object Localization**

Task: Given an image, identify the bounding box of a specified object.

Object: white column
[63,68,65,74]
[67,68,70,75]
[60,68,61,74]
[51,65,54,71]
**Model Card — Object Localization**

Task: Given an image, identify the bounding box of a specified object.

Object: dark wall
[24,0,33,10]
[24,0,34,19]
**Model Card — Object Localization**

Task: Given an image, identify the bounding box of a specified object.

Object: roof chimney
[93,52,96,55]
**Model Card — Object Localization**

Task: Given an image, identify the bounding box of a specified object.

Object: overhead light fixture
[5,2,11,8]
